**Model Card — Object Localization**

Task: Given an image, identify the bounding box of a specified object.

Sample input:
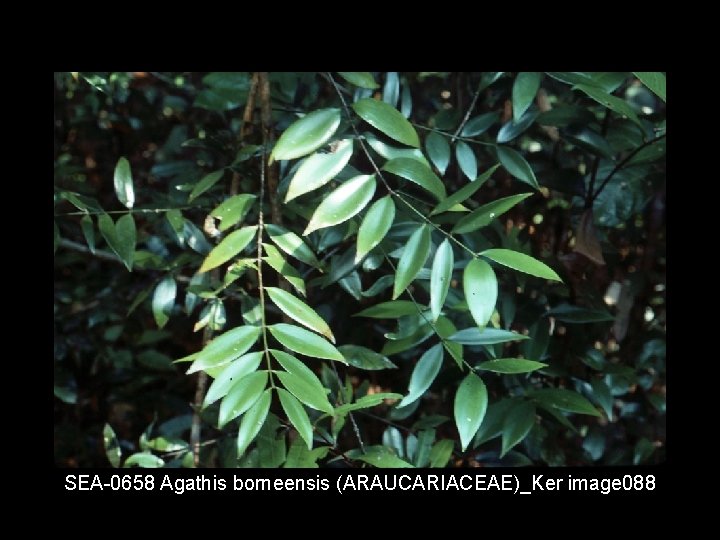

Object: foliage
[54,72,666,468]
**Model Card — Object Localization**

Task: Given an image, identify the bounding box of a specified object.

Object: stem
[451,78,484,143]
[257,148,275,386]
[329,361,366,454]
[585,110,612,209]
[191,326,212,466]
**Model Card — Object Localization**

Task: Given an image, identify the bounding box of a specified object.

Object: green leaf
[285,139,353,202]
[633,72,666,102]
[270,349,329,395]
[218,371,268,427]
[270,108,341,162]
[537,105,596,127]
[338,72,379,89]
[262,243,306,297]
[123,452,165,468]
[497,109,539,144]
[101,213,136,271]
[364,132,428,164]
[590,379,614,420]
[455,141,477,181]
[383,72,400,107]
[392,225,431,300]
[268,323,345,363]
[575,84,641,127]
[210,194,256,232]
[454,372,488,451]
[501,401,536,457]
[356,195,395,263]
[152,275,176,329]
[545,304,614,323]
[512,72,542,121]
[80,214,95,254]
[461,112,499,137]
[113,157,135,209]
[383,157,447,200]
[203,352,264,407]
[187,325,262,374]
[563,126,615,159]
[353,98,420,147]
[54,221,60,253]
[477,358,547,374]
[430,239,453,322]
[277,388,314,449]
[497,146,539,189]
[474,398,515,447]
[276,371,333,414]
[448,327,529,345]
[199,225,257,273]
[189,169,224,202]
[350,445,415,468]
[337,345,397,370]
[429,439,454,468]
[398,343,444,408]
[266,287,335,342]
[236,389,271,457]
[480,248,562,281]
[431,164,500,216]
[530,388,601,416]
[304,174,376,235]
[453,193,533,234]
[464,258,498,329]
[103,423,121,467]
[265,224,321,269]
[425,131,450,174]
[334,393,403,416]
[354,300,420,319]
[284,438,329,468]
[413,428,435,467]
[436,316,463,369]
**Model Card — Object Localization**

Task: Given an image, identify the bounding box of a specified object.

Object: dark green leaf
[563,126,615,159]
[277,388,314,450]
[575,84,641,127]
[354,300,420,319]
[512,72,542,121]
[392,225,431,299]
[54,221,60,253]
[266,287,335,342]
[545,304,614,323]
[113,157,135,209]
[398,343,444,408]
[530,388,601,416]
[338,72,379,89]
[590,379,614,420]
[285,139,353,202]
[80,214,95,254]
[431,164,500,216]
[497,109,539,144]
[218,371,268,427]
[356,195,395,263]
[501,401,536,457]
[455,141,477,181]
[454,372,488,451]
[425,131,450,174]
[633,72,666,102]
[152,276,176,329]
[476,358,547,374]
[236,389,271,457]
[304,175,376,235]
[383,72,400,107]
[429,439,454,468]
[337,345,397,370]
[270,108,341,162]
[430,239,453,321]
[413,428,435,467]
[383,158,447,200]
[199,226,257,273]
[453,193,533,234]
[464,258,498,329]
[353,98,420,147]
[350,445,414,468]
[265,224,322,269]
[268,323,345,363]
[461,112,499,137]
[99,213,136,271]
[103,423,121,467]
[474,398,515,447]
[537,105,596,127]
[189,169,224,202]
[481,248,562,281]
[496,146,539,189]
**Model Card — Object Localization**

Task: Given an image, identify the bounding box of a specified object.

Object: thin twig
[191,325,212,466]
[585,110,612,209]
[55,206,207,217]
[411,122,496,146]
[451,79,484,143]
[330,361,366,454]
[257,148,275,384]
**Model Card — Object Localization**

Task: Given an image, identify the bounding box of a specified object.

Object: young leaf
[265,286,335,342]
[448,327,529,345]
[187,325,261,374]
[113,157,135,209]
[453,193,533,234]
[352,98,420,147]
[199,225,257,273]
[383,157,447,201]
[337,345,397,370]
[512,72,542,121]
[633,72,666,102]
[80,214,95,254]
[203,351,264,407]
[398,343,444,408]
[262,243,306,296]
[276,371,333,414]
[480,248,562,281]
[218,370,268,427]
[464,258,498,329]
[392,225,431,300]
[236,389,272,457]
[265,224,321,269]
[356,195,395,263]
[454,372,488,451]
[189,169,224,202]
[430,239,453,321]
[268,323,346,363]
[303,174,376,235]
[210,194,256,232]
[337,72,379,89]
[425,131,450,174]
[501,401,536,457]
[285,139,353,202]
[354,300,420,319]
[152,275,176,329]
[431,164,500,216]
[529,388,601,416]
[476,358,547,374]
[277,388,314,449]
[455,141,477,181]
[496,146,539,189]
[270,108,341,162]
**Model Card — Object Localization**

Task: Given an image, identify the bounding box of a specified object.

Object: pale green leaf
[152,275,176,329]
[199,225,257,273]
[276,371,333,414]
[187,325,261,374]
[203,351,264,407]
[431,164,500,216]
[356,195,395,263]
[461,112,499,137]
[218,371,268,427]
[480,248,562,281]
[277,388,314,449]
[338,72,379,89]
[354,300,420,319]
[103,423,121,468]
[113,157,135,209]
[425,131,450,174]
[455,141,477,181]
[211,194,256,232]
[448,327,529,345]
[270,108,341,162]
[477,358,547,374]
[285,139,353,202]
[464,258,498,329]
[265,286,335,342]
[512,72,542,121]
[304,174,376,235]
[350,445,415,468]
[364,132,428,164]
[236,389,271,456]
[497,146,539,189]
[383,157,447,200]
[392,225,431,300]
[334,393,403,416]
[454,372,488,451]
[337,345,397,370]
[429,439,454,468]
[352,98,420,147]
[430,239,453,321]
[268,323,345,363]
[262,243,306,296]
[270,349,328,395]
[453,193,533,234]
[398,343,444,408]
[189,169,224,202]
[123,452,165,468]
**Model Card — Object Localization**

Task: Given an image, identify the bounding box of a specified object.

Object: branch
[451,78,484,143]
